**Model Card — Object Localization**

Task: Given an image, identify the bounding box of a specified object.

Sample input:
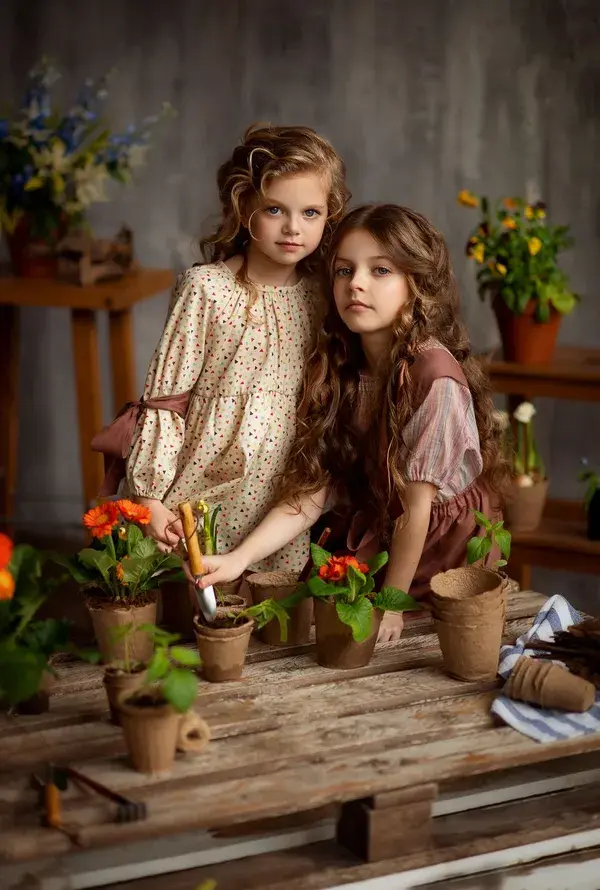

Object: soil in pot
[103,664,147,725]
[117,689,181,774]
[493,296,561,364]
[247,571,312,646]
[504,478,548,533]
[193,615,254,682]
[86,594,157,664]
[314,599,382,669]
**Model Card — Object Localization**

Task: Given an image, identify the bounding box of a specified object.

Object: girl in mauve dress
[193,203,510,641]
[119,124,349,574]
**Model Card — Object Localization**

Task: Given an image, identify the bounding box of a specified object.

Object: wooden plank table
[0,269,174,525]
[3,589,600,890]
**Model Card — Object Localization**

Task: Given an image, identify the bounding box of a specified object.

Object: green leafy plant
[467,511,512,570]
[134,625,201,713]
[578,458,600,511]
[0,540,98,707]
[54,499,185,605]
[227,598,290,642]
[458,190,577,321]
[301,546,419,643]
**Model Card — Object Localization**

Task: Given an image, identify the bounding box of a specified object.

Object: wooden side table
[0,269,174,525]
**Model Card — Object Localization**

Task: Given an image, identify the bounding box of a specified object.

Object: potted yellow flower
[458,190,577,363]
[55,499,184,663]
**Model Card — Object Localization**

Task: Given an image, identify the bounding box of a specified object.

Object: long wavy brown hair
[278,203,510,538]
[200,123,349,308]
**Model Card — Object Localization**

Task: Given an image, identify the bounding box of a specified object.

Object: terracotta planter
[86,595,157,664]
[314,599,382,669]
[504,479,548,532]
[434,615,504,681]
[6,216,62,278]
[247,570,312,646]
[103,665,147,725]
[117,691,209,774]
[493,296,561,364]
[193,615,254,682]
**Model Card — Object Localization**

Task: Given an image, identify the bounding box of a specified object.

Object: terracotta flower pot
[493,296,561,364]
[314,599,382,669]
[6,216,63,278]
[103,665,147,725]
[117,691,210,774]
[247,570,313,646]
[434,615,504,681]
[193,615,254,682]
[86,594,157,664]
[504,479,548,532]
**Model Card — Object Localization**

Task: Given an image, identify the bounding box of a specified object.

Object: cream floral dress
[126,262,322,572]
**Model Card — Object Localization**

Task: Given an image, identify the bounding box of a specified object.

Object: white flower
[127,144,149,168]
[513,401,536,424]
[75,163,109,205]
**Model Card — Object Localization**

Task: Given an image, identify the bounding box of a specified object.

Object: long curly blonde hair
[200,123,349,305]
[278,204,510,538]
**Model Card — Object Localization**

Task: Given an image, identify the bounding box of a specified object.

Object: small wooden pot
[193,616,254,682]
[504,479,548,533]
[86,594,157,664]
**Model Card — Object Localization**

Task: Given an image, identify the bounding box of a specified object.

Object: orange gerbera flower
[116,557,130,584]
[83,502,120,539]
[0,533,13,571]
[319,555,369,583]
[116,499,152,525]
[0,569,15,601]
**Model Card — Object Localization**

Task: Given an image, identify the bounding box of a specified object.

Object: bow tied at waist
[90,390,191,496]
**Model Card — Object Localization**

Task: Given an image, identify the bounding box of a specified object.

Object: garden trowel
[178,501,216,622]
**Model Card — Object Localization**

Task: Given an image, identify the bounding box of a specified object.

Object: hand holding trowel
[178,501,217,622]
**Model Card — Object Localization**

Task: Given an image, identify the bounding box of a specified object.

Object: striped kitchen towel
[491,594,600,742]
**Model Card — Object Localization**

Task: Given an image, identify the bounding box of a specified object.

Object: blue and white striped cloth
[491,594,600,742]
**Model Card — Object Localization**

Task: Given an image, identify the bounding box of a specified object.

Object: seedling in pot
[129,625,201,713]
[467,511,512,571]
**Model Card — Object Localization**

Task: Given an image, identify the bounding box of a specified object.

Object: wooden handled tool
[178,501,217,622]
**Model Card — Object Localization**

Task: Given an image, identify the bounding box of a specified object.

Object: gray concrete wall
[1,0,599,606]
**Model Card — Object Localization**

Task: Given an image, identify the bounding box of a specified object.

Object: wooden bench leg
[337,783,437,862]
[71,309,104,509]
[108,308,136,412]
[0,305,19,531]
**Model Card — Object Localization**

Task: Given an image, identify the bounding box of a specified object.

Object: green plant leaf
[372,587,420,613]
[466,536,491,566]
[367,551,388,575]
[472,510,491,530]
[145,648,170,683]
[241,599,290,641]
[493,527,512,562]
[310,543,331,568]
[279,583,310,609]
[78,548,115,588]
[170,646,201,666]
[346,564,366,600]
[0,645,47,706]
[51,552,96,585]
[336,598,373,643]
[127,523,144,555]
[131,536,158,560]
[162,668,198,713]
[494,559,508,568]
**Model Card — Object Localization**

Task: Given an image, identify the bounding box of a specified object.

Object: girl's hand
[184,551,248,587]
[377,612,404,643]
[135,497,184,553]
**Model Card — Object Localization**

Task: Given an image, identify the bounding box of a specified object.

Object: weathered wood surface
[3,590,600,867]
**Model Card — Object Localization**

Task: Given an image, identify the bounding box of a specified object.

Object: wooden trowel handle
[178,502,204,577]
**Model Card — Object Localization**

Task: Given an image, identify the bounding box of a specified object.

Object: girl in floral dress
[194,204,510,638]
[120,124,348,573]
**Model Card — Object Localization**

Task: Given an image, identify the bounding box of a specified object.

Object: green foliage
[230,599,290,643]
[579,461,600,511]
[461,193,578,319]
[0,544,89,708]
[136,624,201,713]
[304,547,420,642]
[467,511,512,571]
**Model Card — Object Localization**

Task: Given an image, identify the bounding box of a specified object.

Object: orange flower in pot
[300,544,419,669]
[459,191,578,364]
[54,499,185,663]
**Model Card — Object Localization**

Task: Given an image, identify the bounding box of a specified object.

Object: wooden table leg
[0,305,19,531]
[71,309,104,509]
[108,308,137,412]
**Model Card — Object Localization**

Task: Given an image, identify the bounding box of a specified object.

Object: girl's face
[248,172,329,267]
[333,229,410,334]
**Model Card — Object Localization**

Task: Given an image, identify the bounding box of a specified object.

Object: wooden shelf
[486,346,600,402]
[509,499,600,579]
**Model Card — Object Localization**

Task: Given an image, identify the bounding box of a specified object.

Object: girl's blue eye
[304,209,320,218]
[334,267,351,277]
[266,207,281,215]
[374,266,391,275]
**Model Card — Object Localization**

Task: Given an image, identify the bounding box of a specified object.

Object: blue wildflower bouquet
[0,57,173,241]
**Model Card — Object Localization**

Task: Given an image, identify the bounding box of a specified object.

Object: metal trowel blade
[195,582,217,622]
